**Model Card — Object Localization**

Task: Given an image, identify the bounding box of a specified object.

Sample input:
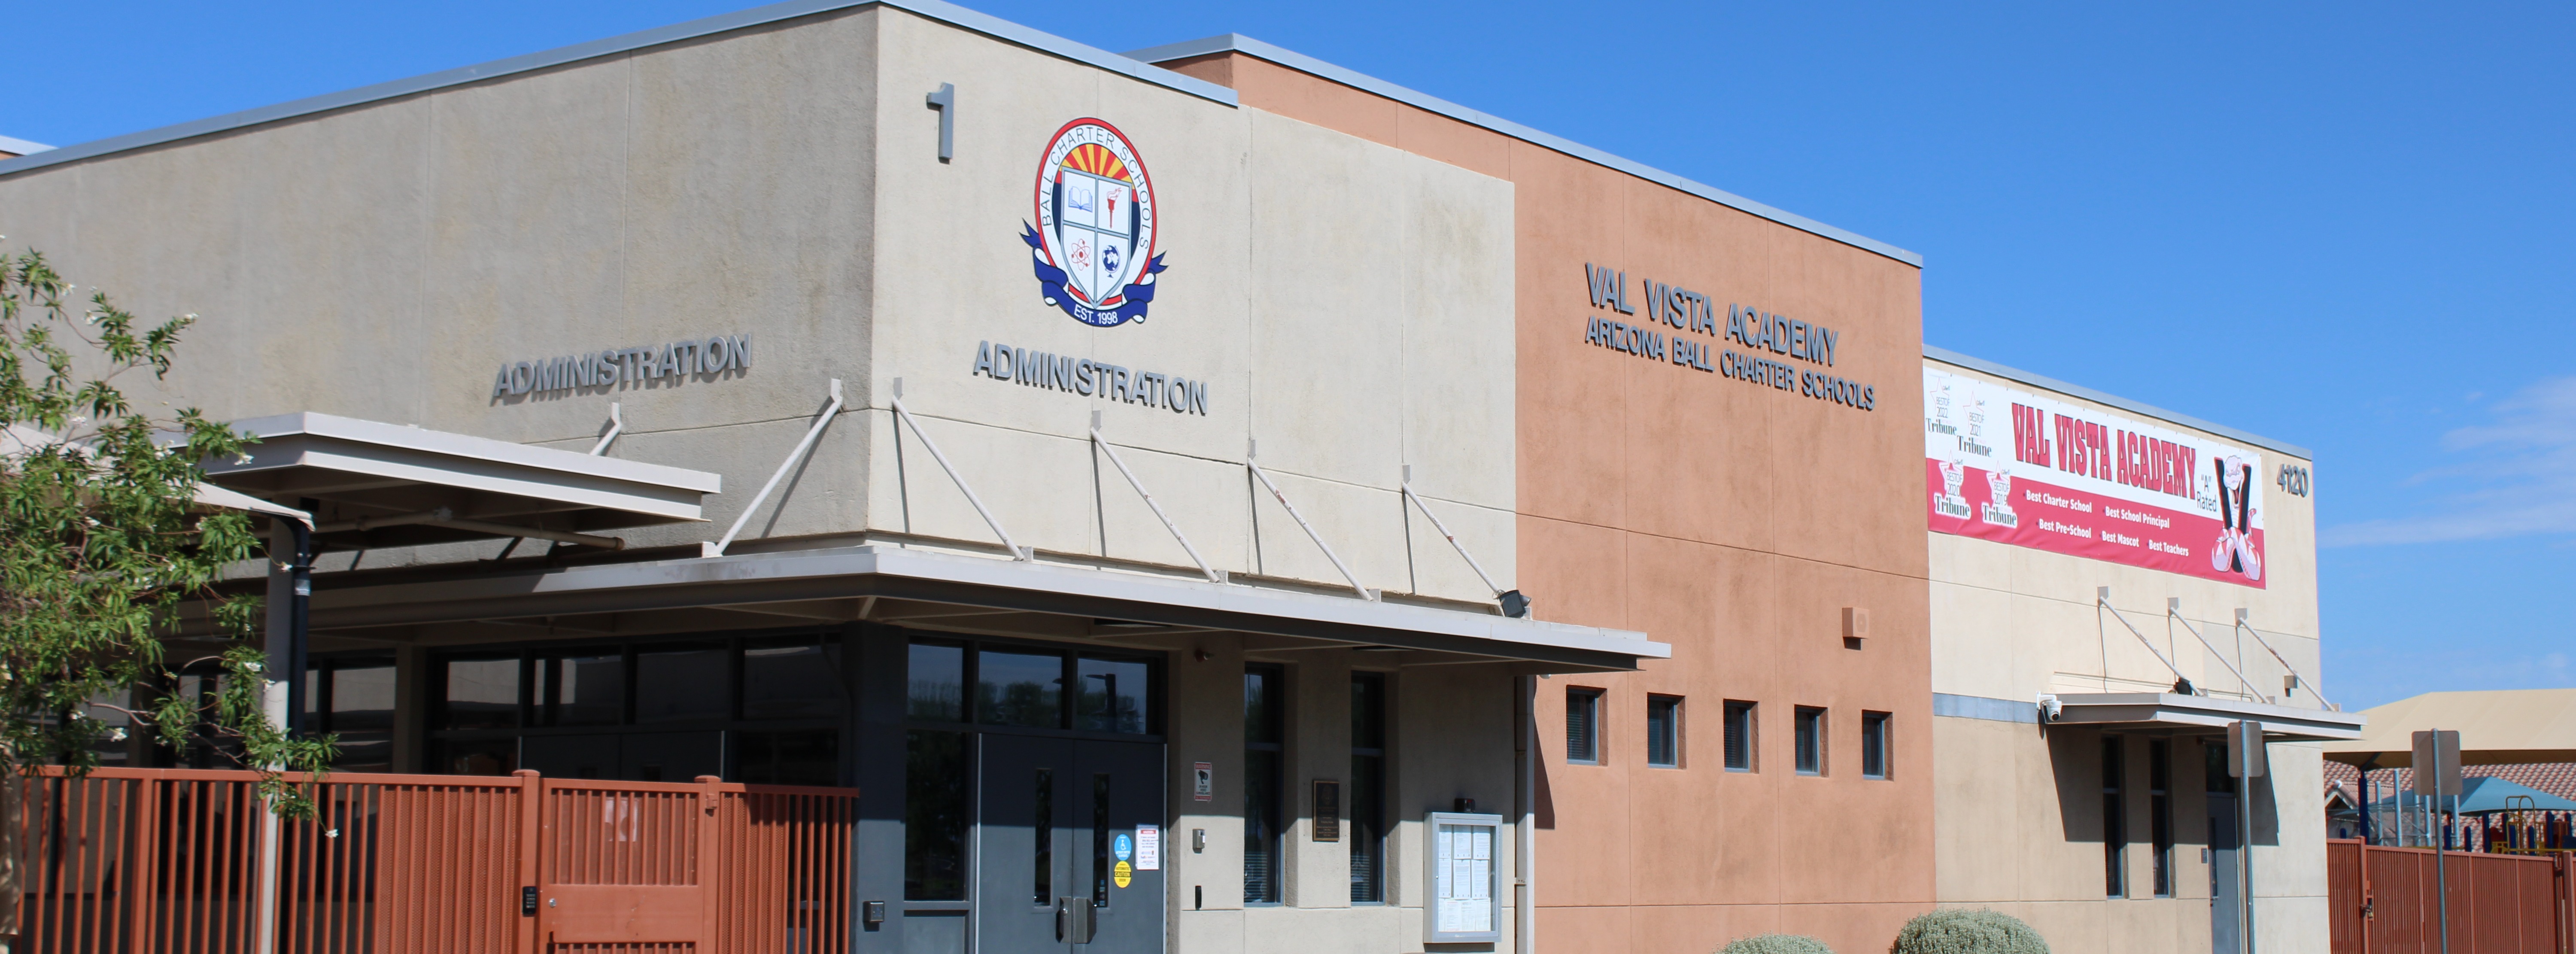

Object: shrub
[1890,909,2048,954]
[1718,934,1835,954]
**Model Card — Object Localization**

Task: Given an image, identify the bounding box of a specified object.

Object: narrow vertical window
[1645,696,1682,768]
[1566,688,1602,764]
[904,729,969,901]
[1033,769,1055,905]
[1349,672,1388,903]
[1793,706,1825,775]
[1723,701,1756,772]
[1091,773,1112,908]
[1860,711,1890,779]
[2104,735,2127,898]
[1243,665,1284,904]
[2150,739,2173,898]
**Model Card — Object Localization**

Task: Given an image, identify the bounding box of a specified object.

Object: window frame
[1564,687,1604,766]
[1722,700,1756,773]
[1243,663,1287,905]
[1793,705,1826,776]
[2103,734,2128,899]
[1644,695,1683,769]
[1349,670,1390,904]
[1859,711,1891,780]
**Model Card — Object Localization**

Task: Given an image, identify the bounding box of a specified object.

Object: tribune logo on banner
[1023,118,1166,328]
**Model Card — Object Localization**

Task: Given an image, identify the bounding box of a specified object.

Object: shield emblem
[1031,120,1160,326]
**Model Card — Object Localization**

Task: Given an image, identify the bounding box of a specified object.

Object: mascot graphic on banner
[1023,118,1167,327]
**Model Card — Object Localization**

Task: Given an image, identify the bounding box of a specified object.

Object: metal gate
[2328,838,2574,954]
[7,766,854,954]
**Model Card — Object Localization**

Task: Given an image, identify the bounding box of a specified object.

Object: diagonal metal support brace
[1093,413,1224,584]
[1401,465,1510,603]
[2231,608,2336,709]
[589,402,624,455]
[2097,587,2192,688]
[705,380,843,559]
[2161,598,2258,699]
[1247,438,1375,600]
[891,378,1030,561]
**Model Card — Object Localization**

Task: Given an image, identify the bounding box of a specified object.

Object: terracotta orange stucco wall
[1162,52,1935,954]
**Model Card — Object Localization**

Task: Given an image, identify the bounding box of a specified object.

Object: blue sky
[7,1,2569,708]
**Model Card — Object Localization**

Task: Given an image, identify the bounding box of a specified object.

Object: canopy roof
[2370,775,2576,814]
[2041,692,2365,742]
[2324,689,2576,768]
[199,413,720,550]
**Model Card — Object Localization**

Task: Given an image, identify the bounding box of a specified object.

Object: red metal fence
[8,766,856,954]
[2330,838,2576,954]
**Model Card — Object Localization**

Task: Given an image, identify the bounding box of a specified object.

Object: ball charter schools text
[1577,264,1876,411]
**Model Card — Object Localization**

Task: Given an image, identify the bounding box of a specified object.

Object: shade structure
[2323,689,2576,768]
[2368,775,2576,814]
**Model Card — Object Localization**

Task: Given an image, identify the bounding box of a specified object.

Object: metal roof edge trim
[0,0,1234,179]
[231,412,723,493]
[0,136,54,157]
[1124,33,1923,269]
[1924,345,2313,460]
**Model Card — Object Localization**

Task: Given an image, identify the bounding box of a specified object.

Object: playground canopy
[2324,689,2576,768]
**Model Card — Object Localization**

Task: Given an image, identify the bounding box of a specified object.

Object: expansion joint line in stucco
[1525,514,1932,582]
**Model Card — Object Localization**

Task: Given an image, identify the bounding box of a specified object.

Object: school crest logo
[1022,119,1166,327]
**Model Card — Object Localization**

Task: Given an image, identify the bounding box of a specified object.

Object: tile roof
[2325,760,2576,802]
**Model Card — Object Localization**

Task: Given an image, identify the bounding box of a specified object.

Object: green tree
[0,245,334,942]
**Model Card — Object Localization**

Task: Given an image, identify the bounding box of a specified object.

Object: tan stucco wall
[1925,356,2328,954]
[1162,47,1937,954]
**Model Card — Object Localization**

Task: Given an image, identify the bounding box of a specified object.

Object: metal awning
[283,544,1671,672]
[2041,692,2366,742]
[199,413,720,550]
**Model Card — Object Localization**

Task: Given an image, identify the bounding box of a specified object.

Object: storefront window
[2150,739,2173,897]
[2103,735,2127,898]
[441,657,520,731]
[908,641,966,722]
[978,650,1065,729]
[742,636,844,720]
[318,660,397,772]
[1078,656,1150,734]
[536,653,623,726]
[905,729,969,900]
[428,631,844,782]
[635,644,727,723]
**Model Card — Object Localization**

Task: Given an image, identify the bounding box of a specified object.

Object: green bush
[1890,909,2048,954]
[1718,934,1835,954]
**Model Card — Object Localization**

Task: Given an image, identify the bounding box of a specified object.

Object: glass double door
[977,736,1163,953]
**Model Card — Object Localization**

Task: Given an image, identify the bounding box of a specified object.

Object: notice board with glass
[1425,811,1503,943]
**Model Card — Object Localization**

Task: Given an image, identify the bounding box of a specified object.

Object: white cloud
[2324,377,2576,547]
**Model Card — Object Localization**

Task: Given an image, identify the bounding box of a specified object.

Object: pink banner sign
[1925,367,2267,588]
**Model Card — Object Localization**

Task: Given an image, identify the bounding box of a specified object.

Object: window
[534,652,623,727]
[1722,701,1756,772]
[1565,689,1602,764]
[1645,696,1682,768]
[742,635,845,720]
[1078,657,1150,733]
[905,729,968,900]
[431,632,854,783]
[2103,735,2127,898]
[976,650,1064,729]
[907,641,966,722]
[1793,706,1825,775]
[1243,665,1285,904]
[1350,672,1388,902]
[1860,711,1890,779]
[2150,739,2173,898]
[306,658,397,772]
[634,643,726,723]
